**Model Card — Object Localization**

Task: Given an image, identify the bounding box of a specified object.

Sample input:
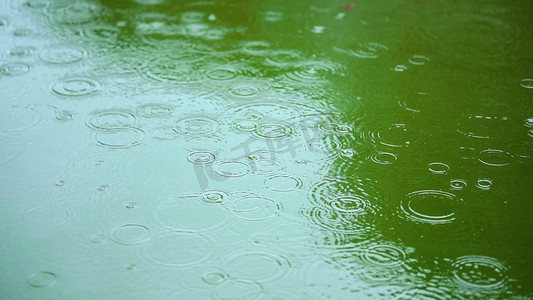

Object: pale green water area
[1,0,533,299]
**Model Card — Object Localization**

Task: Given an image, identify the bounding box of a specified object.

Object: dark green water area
[1,0,532,299]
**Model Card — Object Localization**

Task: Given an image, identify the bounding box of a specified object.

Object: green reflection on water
[0,0,532,298]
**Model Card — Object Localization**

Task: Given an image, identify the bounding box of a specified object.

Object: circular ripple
[110,224,151,246]
[476,178,492,190]
[520,79,533,89]
[151,126,180,140]
[139,57,201,84]
[309,177,381,210]
[0,62,31,76]
[9,46,36,57]
[40,44,89,64]
[174,116,220,136]
[213,161,249,177]
[478,149,513,167]
[371,152,397,165]
[51,77,101,97]
[187,152,216,164]
[242,41,271,56]
[253,122,294,140]
[373,123,412,148]
[318,122,354,134]
[400,190,461,224]
[429,162,450,175]
[397,92,439,113]
[361,243,408,267]
[350,42,389,58]
[452,255,508,289]
[285,60,342,83]
[48,3,100,25]
[184,135,226,152]
[264,50,302,67]
[226,192,282,221]
[231,102,303,121]
[264,175,303,192]
[199,190,230,205]
[301,206,373,234]
[136,103,173,118]
[93,128,144,149]
[142,230,215,268]
[247,150,286,175]
[232,120,257,132]
[23,206,71,228]
[205,66,239,81]
[228,80,270,98]
[408,55,430,66]
[27,271,56,288]
[307,136,342,157]
[223,250,291,283]
[86,109,137,131]
[450,179,467,190]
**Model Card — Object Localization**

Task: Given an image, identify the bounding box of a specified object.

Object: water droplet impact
[138,57,201,84]
[264,175,303,192]
[184,135,226,152]
[0,62,31,76]
[55,180,66,186]
[213,161,249,177]
[227,192,282,221]
[478,149,513,167]
[136,103,173,118]
[55,110,74,121]
[452,255,508,289]
[23,206,71,228]
[253,122,294,140]
[93,128,144,149]
[174,116,220,136]
[223,250,291,283]
[202,271,228,285]
[205,66,239,81]
[265,50,301,67]
[228,81,269,98]
[285,60,342,83]
[400,190,461,224]
[242,41,271,56]
[10,45,36,57]
[450,179,467,190]
[350,42,388,59]
[371,152,397,165]
[200,190,229,205]
[48,3,100,25]
[51,77,101,97]
[86,109,137,131]
[428,162,449,175]
[110,224,151,245]
[187,152,216,165]
[394,64,408,72]
[232,120,257,132]
[520,79,533,89]
[97,184,109,191]
[362,243,407,267]
[40,44,88,64]
[408,55,430,65]
[476,178,493,190]
[27,271,56,288]
[247,151,285,175]
[124,202,136,209]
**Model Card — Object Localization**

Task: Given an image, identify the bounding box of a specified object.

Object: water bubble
[350,42,388,59]
[86,109,137,131]
[142,230,215,267]
[226,192,282,221]
[520,79,533,89]
[48,3,100,25]
[40,44,89,64]
[253,122,294,140]
[110,224,151,245]
[452,255,508,289]
[223,250,291,283]
[0,62,31,76]
[476,178,492,190]
[27,271,56,288]
[213,160,249,177]
[478,149,513,167]
[428,162,449,175]
[51,77,101,97]
[361,243,407,267]
[371,152,397,165]
[408,55,430,65]
[93,128,144,149]
[174,115,220,136]
[264,175,303,192]
[450,179,467,190]
[199,190,230,205]
[136,103,173,118]
[187,151,216,164]
[400,190,461,224]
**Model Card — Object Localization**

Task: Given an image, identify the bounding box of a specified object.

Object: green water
[1,0,532,299]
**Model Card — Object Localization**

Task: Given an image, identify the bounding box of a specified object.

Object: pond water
[1,0,532,299]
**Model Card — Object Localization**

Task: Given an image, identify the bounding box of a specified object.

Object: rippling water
[1,0,532,298]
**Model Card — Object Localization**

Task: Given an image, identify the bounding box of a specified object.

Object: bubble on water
[285,60,343,83]
[110,224,151,246]
[187,151,216,165]
[174,115,220,136]
[361,243,408,267]
[520,79,533,89]
[141,230,215,267]
[400,190,461,225]
[205,66,239,81]
[428,162,449,175]
[264,175,303,192]
[223,250,291,283]
[23,206,71,228]
[264,49,301,67]
[51,77,102,97]
[253,122,294,140]
[213,160,249,177]
[226,192,282,221]
[452,255,508,290]
[93,128,144,149]
[476,178,492,190]
[242,41,270,56]
[86,109,138,131]
[40,44,89,64]
[371,151,397,165]
[184,135,226,152]
[27,271,56,288]
[0,62,31,76]
[47,3,100,26]
[136,103,173,118]
[349,42,388,59]
[478,149,513,167]
[408,55,430,66]
[199,190,230,205]
[9,45,36,57]
[450,179,467,190]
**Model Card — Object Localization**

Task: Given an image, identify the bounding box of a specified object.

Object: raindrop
[199,190,230,205]
[202,271,228,285]
[232,120,257,132]
[138,57,202,84]
[340,148,358,160]
[86,109,137,131]
[55,180,66,186]
[452,255,508,289]
[27,271,56,288]
[184,135,226,152]
[301,206,372,234]
[428,162,449,175]
[55,110,74,121]
[151,126,180,140]
[264,49,301,67]
[372,123,412,148]
[124,202,136,209]
[223,250,291,283]
[110,224,151,246]
[213,160,250,177]
[264,175,303,192]
[228,80,270,98]
[263,11,282,22]
[97,184,109,191]
[92,128,144,149]
[394,64,408,72]
[400,190,461,224]
[205,66,239,81]
[51,77,101,97]
[247,150,285,175]
[40,44,89,64]
[187,152,216,164]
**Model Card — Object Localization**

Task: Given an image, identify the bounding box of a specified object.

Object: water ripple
[399,190,462,225]
[86,108,138,131]
[51,77,102,97]
[222,250,292,283]
[452,255,508,290]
